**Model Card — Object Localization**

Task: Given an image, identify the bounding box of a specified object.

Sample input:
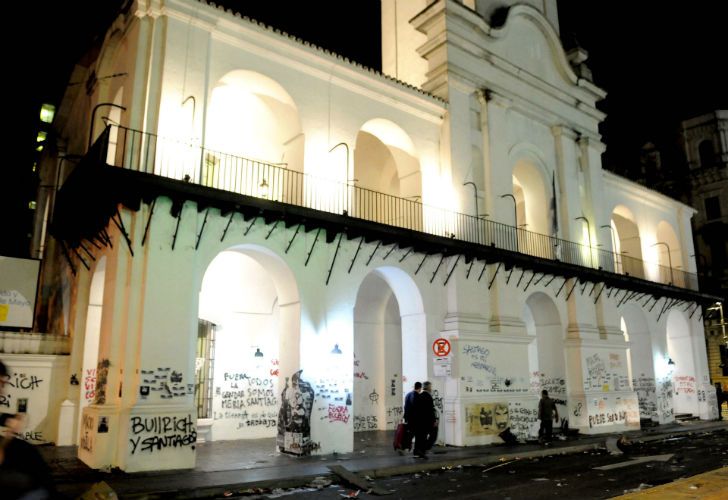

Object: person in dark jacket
[1,359,57,499]
[538,389,559,444]
[412,381,437,458]
[403,381,421,427]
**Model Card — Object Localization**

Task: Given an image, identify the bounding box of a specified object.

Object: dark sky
[4,0,726,257]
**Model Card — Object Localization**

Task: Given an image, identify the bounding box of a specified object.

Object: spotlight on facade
[254,347,264,357]
[331,344,342,354]
[667,358,675,365]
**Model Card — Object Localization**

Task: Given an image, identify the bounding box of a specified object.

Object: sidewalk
[40,420,728,499]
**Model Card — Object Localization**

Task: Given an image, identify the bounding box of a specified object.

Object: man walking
[538,389,558,444]
[412,381,437,458]
[403,382,421,427]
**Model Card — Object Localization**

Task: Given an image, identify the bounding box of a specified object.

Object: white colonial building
[7,0,718,472]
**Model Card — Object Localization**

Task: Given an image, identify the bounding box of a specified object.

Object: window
[699,140,716,168]
[705,196,721,220]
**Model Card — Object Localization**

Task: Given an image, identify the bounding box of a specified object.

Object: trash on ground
[623,483,653,493]
[339,490,360,498]
[309,477,333,489]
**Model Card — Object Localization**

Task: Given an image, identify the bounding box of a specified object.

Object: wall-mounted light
[331,344,342,354]
[254,347,264,358]
[667,358,675,365]
[259,179,269,198]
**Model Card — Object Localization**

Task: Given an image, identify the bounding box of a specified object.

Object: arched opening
[197,246,301,450]
[511,160,548,234]
[353,119,422,230]
[524,292,565,429]
[611,205,645,279]
[621,305,658,422]
[352,267,426,435]
[655,221,683,286]
[77,256,106,444]
[204,71,303,200]
[698,139,716,168]
[666,310,697,417]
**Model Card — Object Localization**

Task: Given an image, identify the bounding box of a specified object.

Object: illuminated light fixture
[36,144,44,152]
[254,347,264,358]
[259,178,269,198]
[28,201,37,210]
[40,103,55,124]
[331,344,342,354]
[36,131,47,142]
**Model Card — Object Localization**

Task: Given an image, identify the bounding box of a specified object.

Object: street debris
[623,483,653,493]
[308,476,333,489]
[339,489,360,498]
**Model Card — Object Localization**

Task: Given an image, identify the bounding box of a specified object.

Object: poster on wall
[277,369,315,455]
[0,256,40,329]
[465,402,509,436]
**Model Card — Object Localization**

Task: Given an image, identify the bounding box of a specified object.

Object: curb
[107,423,728,499]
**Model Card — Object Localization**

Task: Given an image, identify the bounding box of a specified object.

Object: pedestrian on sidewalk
[403,382,421,428]
[412,381,437,458]
[538,389,559,445]
[0,359,57,499]
[716,382,725,420]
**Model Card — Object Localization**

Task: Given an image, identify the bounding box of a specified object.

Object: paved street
[215,429,728,499]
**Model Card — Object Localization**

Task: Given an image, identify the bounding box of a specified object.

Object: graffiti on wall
[632,375,657,419]
[462,344,497,377]
[94,359,110,404]
[139,367,193,401]
[84,368,97,402]
[80,414,95,453]
[673,375,696,396]
[657,378,674,420]
[507,401,538,441]
[465,403,508,436]
[277,370,315,455]
[128,414,196,454]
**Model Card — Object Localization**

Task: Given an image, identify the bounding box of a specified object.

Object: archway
[511,160,548,235]
[666,309,697,416]
[524,292,566,427]
[352,267,426,434]
[611,205,645,279]
[77,256,106,444]
[205,71,303,200]
[621,305,658,421]
[197,246,301,446]
[655,221,683,286]
[353,119,422,230]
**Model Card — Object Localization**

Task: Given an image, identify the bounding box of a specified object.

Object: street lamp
[576,216,593,267]
[651,241,673,284]
[88,102,126,149]
[707,302,727,348]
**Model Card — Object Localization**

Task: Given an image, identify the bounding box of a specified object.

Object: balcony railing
[99,125,698,291]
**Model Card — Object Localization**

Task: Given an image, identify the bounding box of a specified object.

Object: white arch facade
[30,0,714,474]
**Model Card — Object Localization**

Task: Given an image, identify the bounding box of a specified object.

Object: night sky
[4,0,726,257]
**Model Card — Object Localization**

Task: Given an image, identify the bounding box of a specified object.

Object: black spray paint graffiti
[140,367,193,400]
[80,414,95,453]
[632,375,658,419]
[277,370,315,455]
[129,415,196,454]
[94,359,110,405]
[3,372,43,390]
[462,344,497,377]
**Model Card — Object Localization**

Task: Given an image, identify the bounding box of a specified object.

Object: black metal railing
[100,125,698,291]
